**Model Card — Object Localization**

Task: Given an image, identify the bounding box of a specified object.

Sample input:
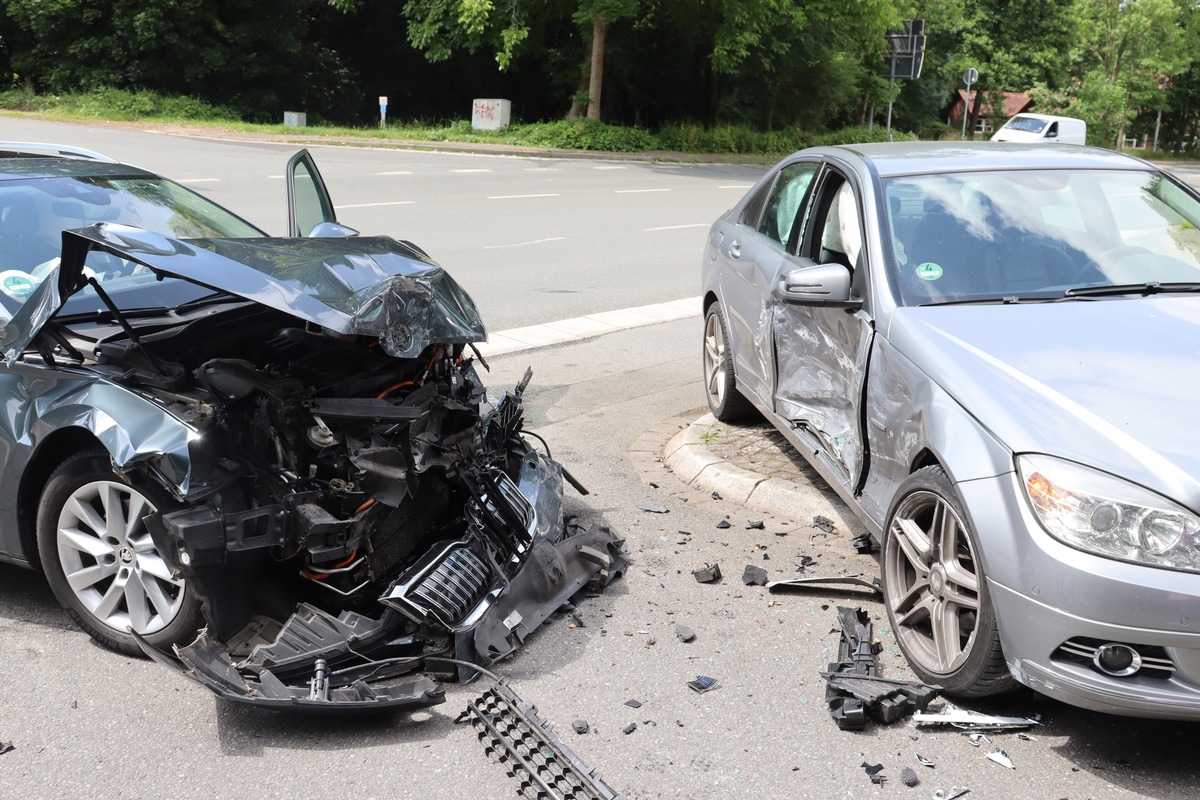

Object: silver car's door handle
[729,240,741,259]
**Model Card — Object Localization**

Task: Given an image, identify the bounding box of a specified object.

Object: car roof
[808,141,1152,178]
[0,157,156,182]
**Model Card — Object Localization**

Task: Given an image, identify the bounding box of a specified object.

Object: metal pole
[886,61,896,141]
[1154,109,1162,152]
[961,81,972,138]
[868,104,874,131]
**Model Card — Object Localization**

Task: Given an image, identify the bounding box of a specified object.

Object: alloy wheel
[55,480,185,635]
[703,310,727,409]
[884,489,980,675]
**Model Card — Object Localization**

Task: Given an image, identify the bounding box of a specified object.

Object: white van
[992,113,1086,145]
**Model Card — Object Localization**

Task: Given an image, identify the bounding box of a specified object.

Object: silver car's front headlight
[1018,454,1200,573]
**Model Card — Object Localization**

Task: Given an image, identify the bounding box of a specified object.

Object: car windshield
[883,169,1200,305]
[1002,116,1048,134]
[0,174,263,315]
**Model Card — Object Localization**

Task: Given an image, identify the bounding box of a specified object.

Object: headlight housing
[1018,454,1200,572]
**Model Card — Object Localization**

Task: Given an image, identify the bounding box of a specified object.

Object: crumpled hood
[2,224,486,361]
[889,297,1200,509]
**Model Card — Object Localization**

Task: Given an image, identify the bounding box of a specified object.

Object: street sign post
[883,20,926,139]
[379,96,388,128]
[961,68,978,137]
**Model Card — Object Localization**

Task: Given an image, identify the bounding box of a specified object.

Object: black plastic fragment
[824,606,939,730]
[623,722,637,735]
[851,534,876,554]
[573,719,590,734]
[624,699,642,709]
[693,563,722,583]
[711,491,722,500]
[639,505,669,514]
[716,519,732,529]
[901,766,920,786]
[861,762,886,784]
[0,741,13,755]
[687,676,719,694]
[742,565,768,586]
[746,520,765,530]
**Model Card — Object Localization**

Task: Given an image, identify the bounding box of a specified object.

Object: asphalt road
[0,116,764,330]
[1,117,1198,800]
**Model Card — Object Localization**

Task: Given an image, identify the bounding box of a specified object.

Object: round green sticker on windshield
[916,262,943,281]
[0,273,35,297]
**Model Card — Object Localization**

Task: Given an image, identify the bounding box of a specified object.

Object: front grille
[380,541,494,631]
[1053,637,1175,679]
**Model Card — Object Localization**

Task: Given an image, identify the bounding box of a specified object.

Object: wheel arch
[17,427,105,570]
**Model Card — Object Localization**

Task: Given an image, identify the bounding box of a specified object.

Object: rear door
[717,159,820,402]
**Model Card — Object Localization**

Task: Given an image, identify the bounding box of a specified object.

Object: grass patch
[0,87,918,155]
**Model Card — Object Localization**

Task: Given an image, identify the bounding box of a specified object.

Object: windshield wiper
[918,295,1050,307]
[1063,282,1200,298]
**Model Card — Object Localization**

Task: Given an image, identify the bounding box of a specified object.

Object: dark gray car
[0,143,623,709]
[702,142,1200,719]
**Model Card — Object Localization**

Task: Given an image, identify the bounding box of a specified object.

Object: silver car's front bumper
[959,473,1200,720]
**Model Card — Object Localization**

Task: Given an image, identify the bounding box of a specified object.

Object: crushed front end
[28,232,631,711]
[138,343,623,710]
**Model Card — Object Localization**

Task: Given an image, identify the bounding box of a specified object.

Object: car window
[740,179,773,229]
[883,169,1200,305]
[802,173,864,272]
[757,162,819,248]
[0,175,263,311]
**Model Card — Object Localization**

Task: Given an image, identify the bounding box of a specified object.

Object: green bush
[507,119,656,151]
[0,87,238,121]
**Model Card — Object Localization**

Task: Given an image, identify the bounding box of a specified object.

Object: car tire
[881,466,1015,696]
[702,303,755,422]
[37,448,202,657]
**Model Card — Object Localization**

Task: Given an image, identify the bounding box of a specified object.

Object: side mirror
[307,221,359,238]
[777,263,861,309]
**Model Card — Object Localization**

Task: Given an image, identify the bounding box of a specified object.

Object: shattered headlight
[1018,454,1200,572]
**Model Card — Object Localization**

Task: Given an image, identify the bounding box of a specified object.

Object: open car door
[286,150,356,237]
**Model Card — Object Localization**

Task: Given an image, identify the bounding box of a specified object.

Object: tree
[1,0,355,119]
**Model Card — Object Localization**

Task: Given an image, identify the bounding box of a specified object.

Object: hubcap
[56,480,185,635]
[884,490,980,675]
[703,312,726,408]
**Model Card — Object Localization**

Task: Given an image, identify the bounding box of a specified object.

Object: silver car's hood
[1,224,486,362]
[889,297,1200,507]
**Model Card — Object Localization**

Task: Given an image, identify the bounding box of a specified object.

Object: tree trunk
[567,38,591,119]
[586,13,606,121]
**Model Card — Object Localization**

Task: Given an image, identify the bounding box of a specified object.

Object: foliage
[0,87,237,120]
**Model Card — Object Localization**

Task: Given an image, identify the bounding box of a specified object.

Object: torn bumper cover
[137,521,625,711]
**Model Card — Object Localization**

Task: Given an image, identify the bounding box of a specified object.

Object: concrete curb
[663,412,822,518]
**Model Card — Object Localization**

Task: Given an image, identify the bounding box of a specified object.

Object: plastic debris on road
[824,606,939,730]
[687,676,719,694]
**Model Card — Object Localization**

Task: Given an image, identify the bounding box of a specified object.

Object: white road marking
[377,170,413,175]
[335,201,416,209]
[482,237,567,250]
[178,178,219,183]
[525,167,559,172]
[644,223,709,231]
[487,193,560,200]
[475,297,701,357]
[453,168,493,173]
[268,175,285,179]
[594,165,627,170]
[615,188,670,194]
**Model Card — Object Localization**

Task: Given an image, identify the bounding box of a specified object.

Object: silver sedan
[701,141,1200,719]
